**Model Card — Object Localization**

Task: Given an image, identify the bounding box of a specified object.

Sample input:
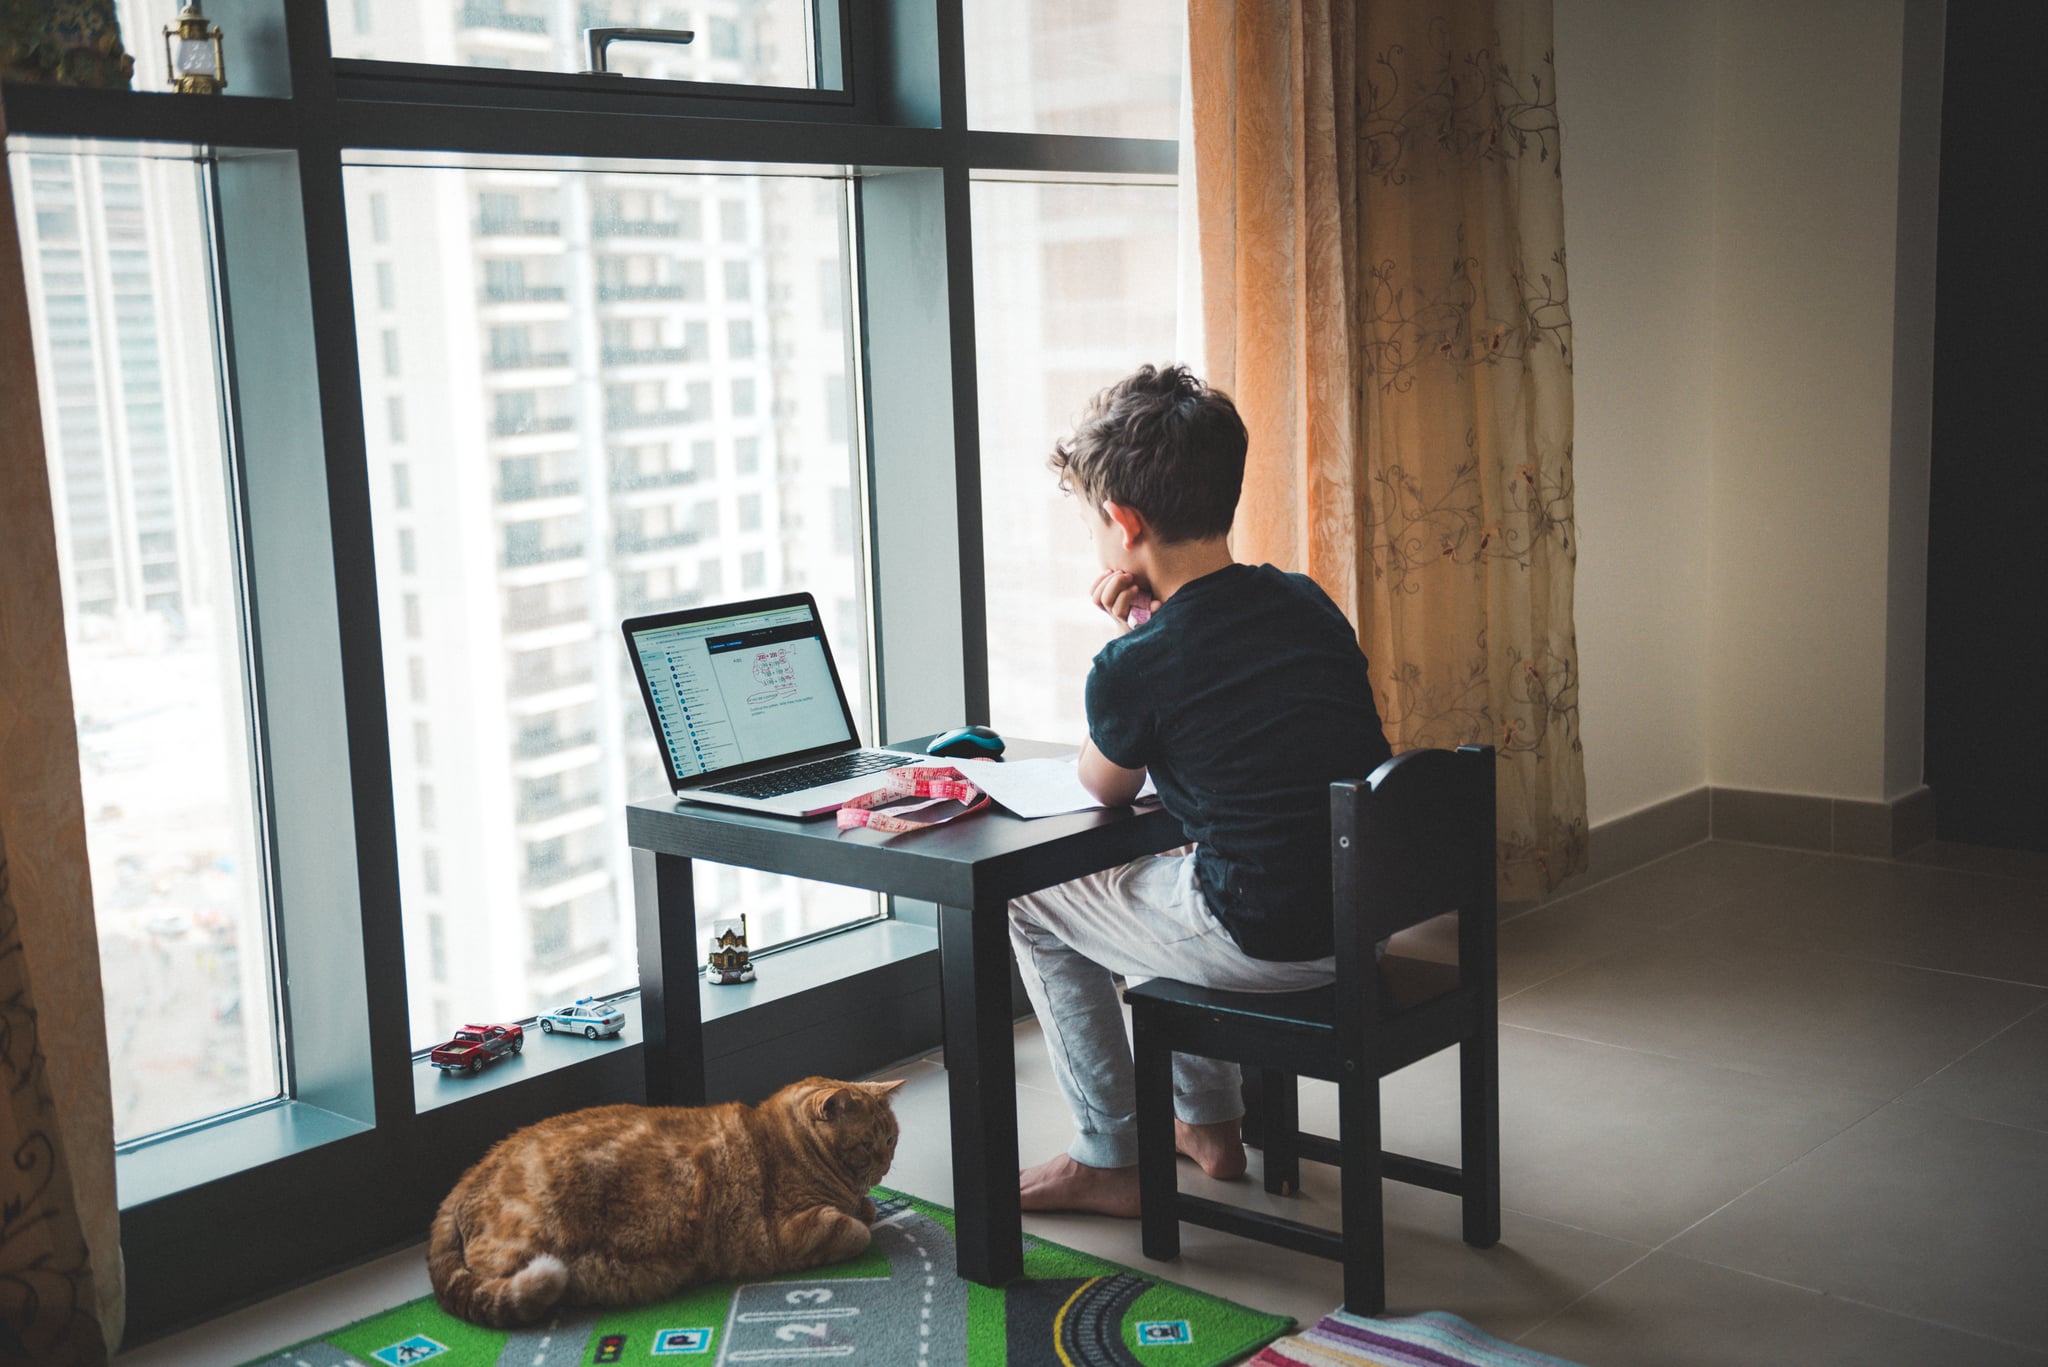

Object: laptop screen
[626,598,858,782]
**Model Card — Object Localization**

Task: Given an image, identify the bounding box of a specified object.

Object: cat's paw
[856,1195,878,1224]
[787,1206,871,1266]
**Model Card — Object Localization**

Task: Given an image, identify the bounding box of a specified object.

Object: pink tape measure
[836,765,991,834]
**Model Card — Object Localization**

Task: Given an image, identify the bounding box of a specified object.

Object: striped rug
[1249,1309,1586,1366]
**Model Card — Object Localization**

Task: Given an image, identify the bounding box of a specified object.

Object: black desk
[624,737,1184,1285]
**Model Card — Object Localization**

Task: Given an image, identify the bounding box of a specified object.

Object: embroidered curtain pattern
[1190,0,1586,898]
[1,89,122,1362]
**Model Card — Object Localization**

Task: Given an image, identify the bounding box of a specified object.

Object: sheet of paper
[964,756,1158,819]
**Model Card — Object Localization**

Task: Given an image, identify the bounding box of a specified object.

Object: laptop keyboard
[702,750,912,800]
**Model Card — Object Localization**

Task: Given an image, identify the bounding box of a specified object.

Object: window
[965,0,1183,139]
[973,180,1182,745]
[720,199,748,242]
[345,164,874,1050]
[329,1,825,90]
[12,150,281,1144]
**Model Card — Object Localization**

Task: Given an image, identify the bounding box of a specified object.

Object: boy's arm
[1078,736,1148,807]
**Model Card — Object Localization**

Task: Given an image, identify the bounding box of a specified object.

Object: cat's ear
[815,1086,850,1121]
[864,1079,907,1097]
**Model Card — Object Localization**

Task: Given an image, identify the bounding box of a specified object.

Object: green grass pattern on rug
[242,1188,1290,1367]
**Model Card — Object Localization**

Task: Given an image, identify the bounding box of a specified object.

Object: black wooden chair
[1126,745,1500,1315]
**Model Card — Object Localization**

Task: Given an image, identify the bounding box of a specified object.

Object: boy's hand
[1090,570,1155,632]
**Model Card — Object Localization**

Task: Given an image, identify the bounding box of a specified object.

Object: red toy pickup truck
[429,1022,524,1074]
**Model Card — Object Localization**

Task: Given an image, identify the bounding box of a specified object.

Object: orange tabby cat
[428,1076,904,1328]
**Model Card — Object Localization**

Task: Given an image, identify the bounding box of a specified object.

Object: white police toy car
[538,997,625,1039]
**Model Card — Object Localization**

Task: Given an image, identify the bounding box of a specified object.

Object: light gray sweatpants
[1006,847,1335,1169]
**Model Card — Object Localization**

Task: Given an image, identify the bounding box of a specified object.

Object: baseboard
[1709,783,1936,857]
[1528,782,1937,914]
[1583,787,1711,884]
[1510,787,1711,913]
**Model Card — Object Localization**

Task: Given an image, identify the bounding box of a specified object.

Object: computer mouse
[927,725,1006,758]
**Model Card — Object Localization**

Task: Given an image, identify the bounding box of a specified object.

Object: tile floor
[119,839,2048,1367]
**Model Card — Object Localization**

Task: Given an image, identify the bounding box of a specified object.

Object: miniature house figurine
[707,914,755,985]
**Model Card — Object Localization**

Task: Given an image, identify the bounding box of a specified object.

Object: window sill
[116,919,941,1213]
[118,1101,373,1211]
[410,916,940,1111]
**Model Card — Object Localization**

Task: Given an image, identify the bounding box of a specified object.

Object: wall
[1556,0,1938,825]
[1553,0,1717,826]
[1707,0,1915,802]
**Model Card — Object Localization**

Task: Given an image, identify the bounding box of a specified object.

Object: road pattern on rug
[246,1191,1289,1367]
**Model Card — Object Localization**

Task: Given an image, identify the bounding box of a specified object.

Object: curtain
[1190,0,1586,899]
[0,89,123,1363]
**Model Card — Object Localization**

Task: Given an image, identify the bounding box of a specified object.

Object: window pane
[972,180,1180,746]
[11,150,281,1143]
[331,0,819,90]
[965,0,1183,138]
[343,164,872,1052]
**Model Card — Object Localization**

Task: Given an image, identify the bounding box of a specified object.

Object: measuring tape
[836,765,991,833]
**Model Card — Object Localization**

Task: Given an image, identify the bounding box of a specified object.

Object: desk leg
[938,899,1023,1285]
[634,849,707,1106]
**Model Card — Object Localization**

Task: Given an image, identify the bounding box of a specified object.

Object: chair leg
[1338,1074,1386,1316]
[1132,1010,1181,1262]
[1259,1069,1300,1196]
[1460,1028,1501,1249]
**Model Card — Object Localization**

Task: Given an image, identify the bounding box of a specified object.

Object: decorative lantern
[162,3,224,94]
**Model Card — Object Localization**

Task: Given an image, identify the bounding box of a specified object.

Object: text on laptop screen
[631,605,854,778]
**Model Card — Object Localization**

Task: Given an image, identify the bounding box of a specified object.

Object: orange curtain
[1191,0,1586,899]
[1,89,124,1362]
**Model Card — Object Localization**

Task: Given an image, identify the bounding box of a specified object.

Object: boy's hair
[1049,364,1247,543]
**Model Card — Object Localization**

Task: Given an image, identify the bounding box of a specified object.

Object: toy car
[538,996,625,1039]
[429,1023,523,1074]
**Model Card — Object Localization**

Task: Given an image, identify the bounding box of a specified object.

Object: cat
[427,1075,904,1328]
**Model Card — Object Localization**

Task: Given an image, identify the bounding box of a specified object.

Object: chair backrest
[1330,746,1496,967]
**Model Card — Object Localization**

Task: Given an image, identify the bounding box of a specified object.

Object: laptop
[623,593,928,817]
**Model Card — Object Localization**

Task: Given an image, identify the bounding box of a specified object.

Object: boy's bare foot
[1175,1117,1248,1180]
[1018,1154,1142,1218]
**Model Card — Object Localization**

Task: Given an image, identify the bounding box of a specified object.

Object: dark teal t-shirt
[1085,563,1392,961]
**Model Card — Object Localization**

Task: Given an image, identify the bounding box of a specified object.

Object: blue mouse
[927,724,1006,759]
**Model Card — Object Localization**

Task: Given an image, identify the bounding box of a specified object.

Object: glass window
[11,149,281,1144]
[344,163,875,1051]
[965,0,1184,139]
[972,179,1181,747]
[329,1,823,92]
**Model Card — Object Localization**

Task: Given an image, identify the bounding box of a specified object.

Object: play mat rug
[242,1189,1291,1367]
[1248,1308,1586,1367]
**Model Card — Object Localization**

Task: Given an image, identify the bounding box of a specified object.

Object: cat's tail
[427,1201,570,1328]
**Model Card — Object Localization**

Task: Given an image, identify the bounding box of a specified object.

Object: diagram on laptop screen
[746,648,798,704]
[634,610,854,778]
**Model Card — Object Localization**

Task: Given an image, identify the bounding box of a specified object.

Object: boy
[1009,363,1393,1217]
